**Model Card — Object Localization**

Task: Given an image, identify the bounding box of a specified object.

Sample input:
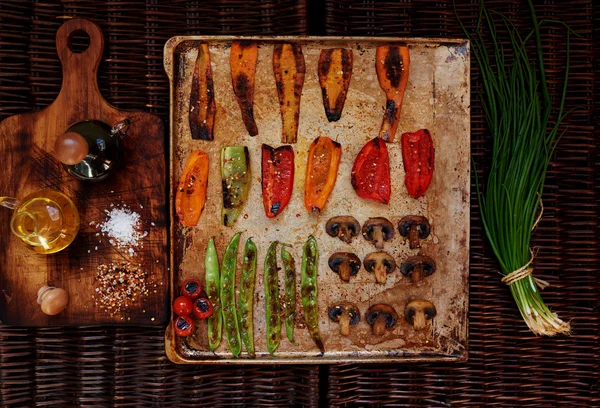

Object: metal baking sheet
[163,36,470,364]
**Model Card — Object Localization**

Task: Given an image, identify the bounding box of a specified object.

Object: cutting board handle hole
[68,30,90,54]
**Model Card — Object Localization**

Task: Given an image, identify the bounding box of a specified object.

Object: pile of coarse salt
[92,204,148,256]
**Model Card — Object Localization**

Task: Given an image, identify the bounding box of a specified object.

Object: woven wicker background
[0,0,598,406]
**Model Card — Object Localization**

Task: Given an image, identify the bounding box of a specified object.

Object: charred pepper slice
[175,150,209,227]
[264,241,281,355]
[230,41,259,136]
[401,129,435,198]
[301,235,325,354]
[220,232,242,357]
[351,137,391,204]
[238,237,257,357]
[262,144,295,218]
[376,45,410,143]
[281,245,296,343]
[304,136,342,213]
[189,43,216,140]
[205,238,222,351]
[221,146,251,226]
[318,48,353,122]
[273,43,305,144]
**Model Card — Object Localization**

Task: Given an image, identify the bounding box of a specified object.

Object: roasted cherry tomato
[193,297,214,319]
[174,315,194,337]
[173,296,193,316]
[181,278,202,298]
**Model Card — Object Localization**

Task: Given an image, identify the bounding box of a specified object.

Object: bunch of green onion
[457,0,572,335]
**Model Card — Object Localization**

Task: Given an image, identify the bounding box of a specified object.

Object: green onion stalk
[456,0,573,335]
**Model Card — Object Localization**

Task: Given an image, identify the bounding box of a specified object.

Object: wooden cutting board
[0,19,168,326]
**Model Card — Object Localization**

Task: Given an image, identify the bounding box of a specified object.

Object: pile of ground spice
[93,261,149,316]
[91,204,148,256]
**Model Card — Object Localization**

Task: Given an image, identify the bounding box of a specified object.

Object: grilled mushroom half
[362,217,394,249]
[325,216,360,244]
[398,215,430,249]
[364,252,396,284]
[400,255,436,283]
[328,302,360,336]
[328,252,361,282]
[366,304,398,336]
[404,300,436,330]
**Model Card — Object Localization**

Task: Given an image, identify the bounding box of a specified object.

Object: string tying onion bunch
[456,0,576,335]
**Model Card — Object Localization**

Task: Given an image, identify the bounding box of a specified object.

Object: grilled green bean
[301,235,325,353]
[281,245,296,343]
[238,237,257,357]
[221,232,242,357]
[205,237,222,351]
[264,241,281,355]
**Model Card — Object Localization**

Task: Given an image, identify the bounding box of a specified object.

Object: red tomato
[174,315,194,337]
[193,297,214,319]
[173,296,193,316]
[181,278,202,298]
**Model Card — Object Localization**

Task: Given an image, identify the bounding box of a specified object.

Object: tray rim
[164,35,470,364]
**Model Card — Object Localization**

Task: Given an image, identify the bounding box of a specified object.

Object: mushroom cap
[400,255,436,277]
[325,216,361,238]
[362,217,395,241]
[366,304,398,328]
[398,215,431,239]
[328,302,361,325]
[328,252,362,276]
[404,300,437,324]
[363,252,396,274]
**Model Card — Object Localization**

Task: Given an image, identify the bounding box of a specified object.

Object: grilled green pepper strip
[301,235,325,353]
[281,245,296,343]
[264,241,281,355]
[238,237,257,358]
[221,146,251,226]
[221,232,242,357]
[205,237,222,351]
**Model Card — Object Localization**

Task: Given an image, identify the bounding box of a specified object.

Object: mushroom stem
[372,315,387,336]
[408,226,420,249]
[339,314,351,336]
[413,312,427,330]
[373,228,384,249]
[339,226,351,244]
[374,265,387,284]
[412,264,423,283]
[338,262,351,282]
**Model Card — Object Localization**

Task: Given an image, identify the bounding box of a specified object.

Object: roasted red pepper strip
[262,144,295,218]
[351,137,391,204]
[401,129,435,198]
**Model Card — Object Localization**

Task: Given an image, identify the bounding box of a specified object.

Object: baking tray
[163,36,470,364]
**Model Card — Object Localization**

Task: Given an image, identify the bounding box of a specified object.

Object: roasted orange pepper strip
[175,150,209,226]
[230,41,259,136]
[189,44,216,140]
[318,48,353,122]
[273,43,305,144]
[304,136,342,213]
[376,45,410,143]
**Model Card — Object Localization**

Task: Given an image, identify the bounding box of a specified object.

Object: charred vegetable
[238,237,257,357]
[273,43,305,144]
[366,304,398,336]
[174,315,194,337]
[301,236,325,353]
[325,216,360,244]
[205,238,222,351]
[175,150,209,227]
[281,245,297,343]
[230,41,259,136]
[304,136,342,213]
[328,252,361,282]
[402,129,435,198]
[221,232,242,357]
[189,43,216,140]
[364,252,396,284]
[401,255,436,283]
[318,48,353,122]
[351,137,391,204]
[264,241,282,355]
[362,217,394,249]
[404,300,436,330]
[262,144,295,218]
[376,45,410,143]
[221,146,251,226]
[328,302,360,336]
[398,215,430,249]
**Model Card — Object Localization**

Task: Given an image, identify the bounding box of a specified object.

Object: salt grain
[96,206,148,253]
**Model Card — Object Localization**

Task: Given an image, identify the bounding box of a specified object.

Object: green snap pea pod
[301,235,325,353]
[264,241,281,355]
[221,232,242,357]
[238,237,257,358]
[281,245,296,343]
[205,237,222,351]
